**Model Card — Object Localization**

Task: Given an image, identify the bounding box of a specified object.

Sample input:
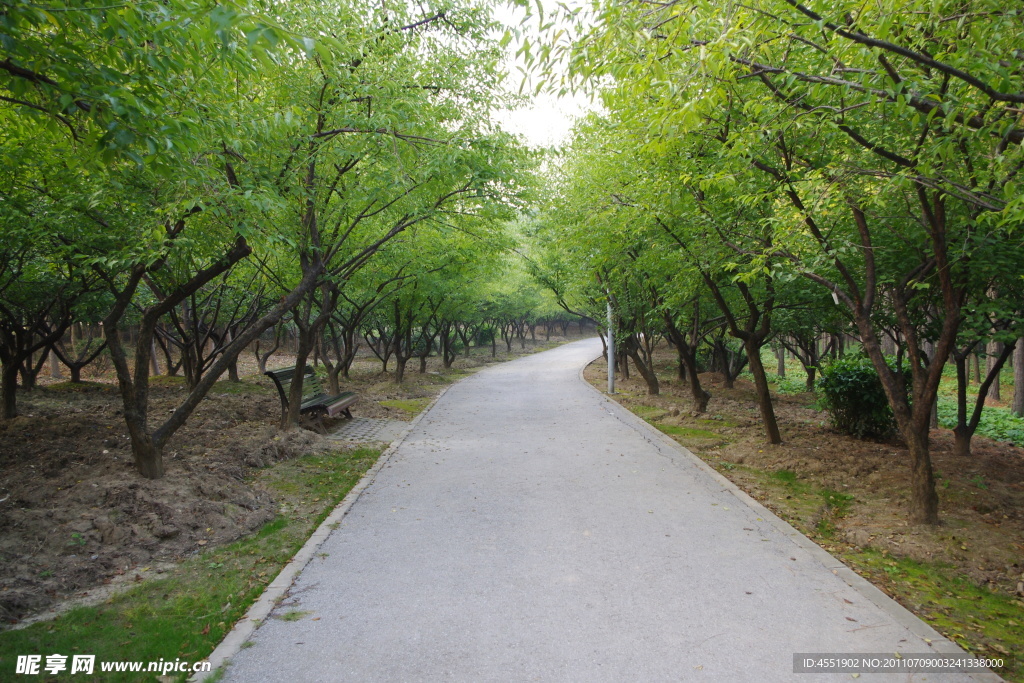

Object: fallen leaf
[200,624,210,635]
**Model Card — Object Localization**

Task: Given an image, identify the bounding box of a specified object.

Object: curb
[578,357,1003,682]
[193,384,454,682]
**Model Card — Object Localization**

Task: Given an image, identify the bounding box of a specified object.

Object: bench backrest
[265,366,326,407]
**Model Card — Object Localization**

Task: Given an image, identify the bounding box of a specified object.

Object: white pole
[607,300,615,394]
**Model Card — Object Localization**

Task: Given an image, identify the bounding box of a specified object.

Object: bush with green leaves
[817,354,897,439]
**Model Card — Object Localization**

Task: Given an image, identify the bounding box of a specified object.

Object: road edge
[577,356,1003,682]
[193,384,453,682]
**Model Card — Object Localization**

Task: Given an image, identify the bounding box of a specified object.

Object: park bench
[265,366,358,433]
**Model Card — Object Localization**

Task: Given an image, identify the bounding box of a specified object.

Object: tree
[542,0,1024,524]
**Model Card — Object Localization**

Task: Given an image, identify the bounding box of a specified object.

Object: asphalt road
[220,338,994,682]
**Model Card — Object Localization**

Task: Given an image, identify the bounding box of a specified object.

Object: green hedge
[817,354,898,439]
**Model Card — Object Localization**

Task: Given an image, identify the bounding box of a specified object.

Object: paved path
[221,339,992,682]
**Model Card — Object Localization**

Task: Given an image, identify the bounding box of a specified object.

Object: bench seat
[266,365,358,431]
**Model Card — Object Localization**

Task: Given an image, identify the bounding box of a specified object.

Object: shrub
[817,354,897,439]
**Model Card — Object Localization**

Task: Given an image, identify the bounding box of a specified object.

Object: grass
[748,469,850,537]
[0,447,381,682]
[379,398,431,415]
[697,416,739,428]
[275,610,311,622]
[45,381,118,394]
[843,549,1022,680]
[652,423,721,440]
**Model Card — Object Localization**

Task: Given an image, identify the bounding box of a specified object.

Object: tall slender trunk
[225,330,239,382]
[953,354,971,457]
[804,366,816,393]
[953,343,1015,457]
[1013,340,1024,417]
[664,316,710,412]
[745,339,782,444]
[858,322,940,524]
[624,335,659,395]
[49,350,63,378]
[285,328,317,429]
[988,341,1002,401]
[1,364,18,419]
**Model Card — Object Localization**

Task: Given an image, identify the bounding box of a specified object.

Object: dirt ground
[0,336,572,626]
[584,351,1024,612]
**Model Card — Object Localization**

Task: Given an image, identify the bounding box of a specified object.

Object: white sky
[492,1,591,148]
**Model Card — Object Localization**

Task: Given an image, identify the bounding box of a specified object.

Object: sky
[491,1,591,148]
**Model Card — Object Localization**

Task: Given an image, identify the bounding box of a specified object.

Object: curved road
[221,339,993,682]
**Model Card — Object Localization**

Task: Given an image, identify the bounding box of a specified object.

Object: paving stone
[327,417,407,444]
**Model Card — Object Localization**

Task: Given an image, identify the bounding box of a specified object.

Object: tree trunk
[394,356,407,384]
[745,339,782,444]
[972,353,981,385]
[989,341,1002,400]
[905,430,939,525]
[624,337,659,395]
[129,431,165,479]
[664,317,710,413]
[49,350,63,379]
[953,343,1014,457]
[776,345,785,377]
[150,336,160,375]
[952,425,971,458]
[285,331,316,429]
[858,326,940,524]
[1013,339,1024,417]
[224,330,239,382]
[804,366,816,393]
[1,364,18,419]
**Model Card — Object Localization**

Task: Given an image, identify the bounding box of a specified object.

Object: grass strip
[845,549,1021,679]
[0,446,381,682]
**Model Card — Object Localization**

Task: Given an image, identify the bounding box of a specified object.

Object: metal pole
[607,299,615,394]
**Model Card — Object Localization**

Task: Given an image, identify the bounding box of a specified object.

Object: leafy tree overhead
[527,0,1024,524]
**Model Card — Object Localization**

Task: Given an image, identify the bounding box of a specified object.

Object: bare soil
[0,338,568,625]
